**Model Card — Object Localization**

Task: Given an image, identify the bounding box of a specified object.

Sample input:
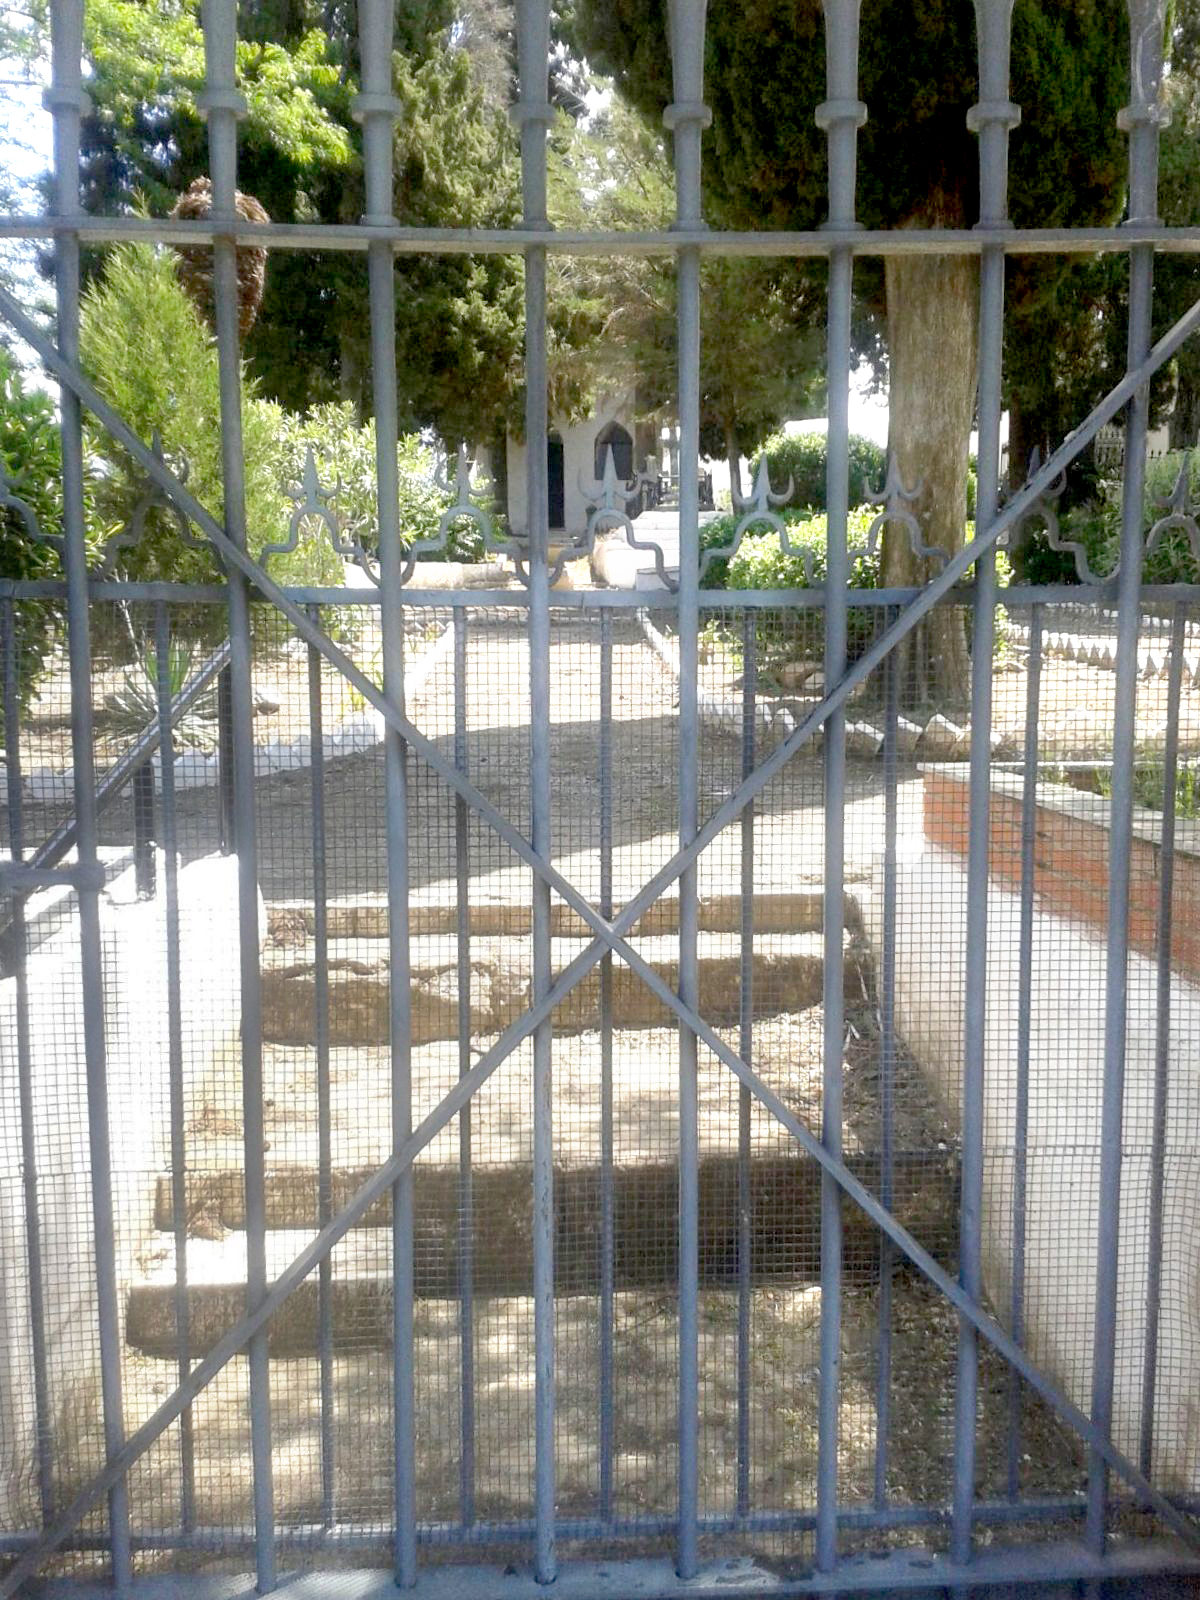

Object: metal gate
[3,0,1200,1591]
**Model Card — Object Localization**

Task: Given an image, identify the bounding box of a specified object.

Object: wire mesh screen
[6,0,1200,1591]
[4,580,1200,1587]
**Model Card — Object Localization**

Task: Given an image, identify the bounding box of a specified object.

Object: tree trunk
[883,250,979,710]
[725,424,743,504]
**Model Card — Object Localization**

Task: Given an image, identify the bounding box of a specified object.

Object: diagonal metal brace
[3,280,1200,1586]
[4,275,1199,979]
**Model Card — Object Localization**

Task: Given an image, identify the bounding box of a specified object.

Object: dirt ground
[10,606,1146,1575]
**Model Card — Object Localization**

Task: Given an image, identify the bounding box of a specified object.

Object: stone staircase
[125,887,959,1359]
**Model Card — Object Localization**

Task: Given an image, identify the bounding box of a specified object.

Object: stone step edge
[154,1149,952,1233]
[266,887,860,945]
[130,1151,958,1358]
[259,935,869,1047]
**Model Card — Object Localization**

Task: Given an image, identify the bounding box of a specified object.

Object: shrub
[699,508,883,674]
[0,349,104,730]
[753,429,887,512]
[1021,449,1200,586]
[79,243,345,605]
[273,403,488,563]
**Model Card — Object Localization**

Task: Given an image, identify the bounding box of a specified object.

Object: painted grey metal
[1,602,54,1529]
[1089,0,1167,1557]
[952,0,1017,1562]
[514,0,558,1581]
[666,0,708,1568]
[453,608,477,1527]
[154,603,197,1533]
[599,607,616,1525]
[9,2,1200,1590]
[305,610,337,1528]
[197,3,276,1584]
[19,209,1200,258]
[1008,605,1043,1498]
[351,0,420,1580]
[815,0,863,1567]
[1141,600,1187,1474]
[20,1543,1200,1599]
[44,0,132,1586]
[874,607,899,1512]
[736,611,756,1519]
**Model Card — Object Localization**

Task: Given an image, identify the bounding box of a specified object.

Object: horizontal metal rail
[10,212,1200,257]
[6,576,1200,609]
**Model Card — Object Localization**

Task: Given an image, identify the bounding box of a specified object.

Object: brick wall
[923,767,1200,982]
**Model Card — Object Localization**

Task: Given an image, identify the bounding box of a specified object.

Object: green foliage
[752,431,886,514]
[699,507,882,670]
[1035,450,1200,585]
[75,0,526,440]
[273,402,488,561]
[1088,759,1200,817]
[78,242,345,596]
[0,350,69,727]
[546,94,825,451]
[104,639,218,749]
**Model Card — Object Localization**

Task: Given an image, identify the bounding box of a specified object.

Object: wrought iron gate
[4,0,1200,1592]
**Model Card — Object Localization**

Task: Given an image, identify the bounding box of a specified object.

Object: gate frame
[4,0,1200,1591]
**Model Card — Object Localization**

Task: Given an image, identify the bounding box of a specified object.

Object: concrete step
[260,930,868,1047]
[127,1150,958,1356]
[265,885,856,945]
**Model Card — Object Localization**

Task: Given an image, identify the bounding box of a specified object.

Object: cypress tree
[573,0,1130,700]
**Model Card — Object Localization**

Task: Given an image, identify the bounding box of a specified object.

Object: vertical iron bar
[665,4,708,1575]
[45,2,132,1585]
[1138,601,1185,1475]
[197,4,274,1585]
[2,600,54,1527]
[352,3,416,1580]
[1007,604,1042,1499]
[815,1,865,1568]
[132,763,156,900]
[154,603,196,1534]
[514,1,556,1580]
[599,607,615,1522]
[306,610,335,1529]
[217,666,234,854]
[736,610,756,1518]
[1088,3,1164,1553]
[873,605,898,1511]
[453,609,476,1526]
[953,1,1018,1561]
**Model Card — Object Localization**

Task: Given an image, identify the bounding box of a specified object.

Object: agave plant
[104,640,217,751]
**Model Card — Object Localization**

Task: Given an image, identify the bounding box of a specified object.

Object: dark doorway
[594,421,634,483]
[547,433,565,528]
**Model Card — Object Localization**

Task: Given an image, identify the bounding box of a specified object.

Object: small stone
[845,721,884,758]
[777,659,821,691]
[917,714,963,760]
[894,716,923,757]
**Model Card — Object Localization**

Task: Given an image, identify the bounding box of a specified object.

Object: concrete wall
[0,854,247,1529]
[859,847,1200,1492]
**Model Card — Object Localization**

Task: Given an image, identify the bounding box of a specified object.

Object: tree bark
[725,423,743,504]
[883,250,979,710]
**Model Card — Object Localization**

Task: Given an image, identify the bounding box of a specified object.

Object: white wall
[859,848,1200,1492]
[506,394,640,540]
[0,854,249,1529]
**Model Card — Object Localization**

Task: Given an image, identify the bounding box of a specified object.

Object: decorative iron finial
[698,457,795,583]
[865,456,943,567]
[405,445,520,583]
[1146,451,1200,576]
[97,433,207,576]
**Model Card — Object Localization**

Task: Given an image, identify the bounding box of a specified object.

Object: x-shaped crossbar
[2,279,1199,1592]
